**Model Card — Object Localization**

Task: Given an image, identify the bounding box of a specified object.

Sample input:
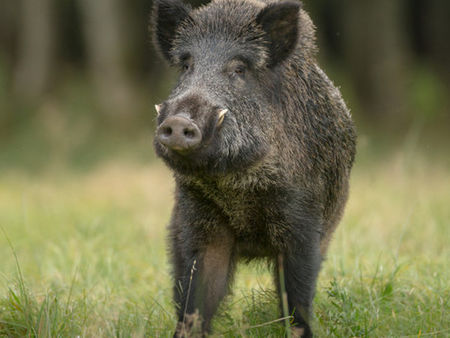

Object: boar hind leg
[173,230,235,337]
[275,234,322,338]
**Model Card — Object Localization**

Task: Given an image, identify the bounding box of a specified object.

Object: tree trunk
[341,0,409,124]
[78,0,139,118]
[427,0,450,85]
[13,0,54,102]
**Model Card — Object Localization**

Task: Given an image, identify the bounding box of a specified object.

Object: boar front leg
[170,215,235,337]
[274,217,322,337]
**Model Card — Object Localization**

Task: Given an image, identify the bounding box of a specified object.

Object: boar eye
[226,59,248,80]
[234,65,246,75]
[179,53,191,73]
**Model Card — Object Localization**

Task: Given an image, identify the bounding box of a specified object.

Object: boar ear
[256,1,301,67]
[151,0,192,63]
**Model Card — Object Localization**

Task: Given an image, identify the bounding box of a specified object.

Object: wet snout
[156,115,202,152]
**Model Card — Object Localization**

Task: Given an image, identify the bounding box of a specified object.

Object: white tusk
[217,109,228,127]
[155,104,162,115]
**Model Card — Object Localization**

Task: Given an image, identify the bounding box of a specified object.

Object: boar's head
[151,0,303,176]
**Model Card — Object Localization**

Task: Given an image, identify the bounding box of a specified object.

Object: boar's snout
[156,115,202,152]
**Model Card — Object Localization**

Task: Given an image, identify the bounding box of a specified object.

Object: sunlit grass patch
[0,147,449,336]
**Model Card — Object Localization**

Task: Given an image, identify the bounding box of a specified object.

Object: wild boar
[151,0,356,336]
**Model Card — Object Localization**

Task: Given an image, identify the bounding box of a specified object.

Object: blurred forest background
[0,0,449,171]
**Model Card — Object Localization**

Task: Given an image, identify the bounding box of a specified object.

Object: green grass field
[0,139,449,337]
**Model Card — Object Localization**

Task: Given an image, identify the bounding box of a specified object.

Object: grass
[0,139,449,337]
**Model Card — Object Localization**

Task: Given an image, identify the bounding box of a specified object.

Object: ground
[0,139,449,337]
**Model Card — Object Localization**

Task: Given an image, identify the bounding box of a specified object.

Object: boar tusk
[217,109,228,127]
[155,104,162,115]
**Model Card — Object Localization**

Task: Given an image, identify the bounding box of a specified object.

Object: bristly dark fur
[151,0,356,336]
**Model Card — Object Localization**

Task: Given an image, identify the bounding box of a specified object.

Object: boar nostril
[183,128,195,138]
[162,126,173,137]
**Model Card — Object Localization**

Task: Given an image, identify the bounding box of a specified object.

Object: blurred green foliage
[0,0,449,141]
